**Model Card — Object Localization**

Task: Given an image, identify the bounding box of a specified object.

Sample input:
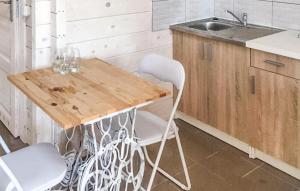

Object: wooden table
[8,58,169,129]
[8,58,170,190]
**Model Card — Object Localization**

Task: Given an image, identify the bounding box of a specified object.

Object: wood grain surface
[173,31,251,144]
[249,67,300,168]
[251,49,300,80]
[8,58,170,129]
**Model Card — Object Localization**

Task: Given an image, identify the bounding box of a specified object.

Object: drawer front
[251,49,300,79]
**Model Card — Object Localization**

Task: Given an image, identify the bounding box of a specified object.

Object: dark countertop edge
[169,18,283,47]
[170,25,246,46]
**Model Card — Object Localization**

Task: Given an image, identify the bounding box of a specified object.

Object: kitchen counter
[246,30,300,60]
[170,18,282,46]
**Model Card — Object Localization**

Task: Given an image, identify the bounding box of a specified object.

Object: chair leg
[174,129,191,190]
[144,130,191,190]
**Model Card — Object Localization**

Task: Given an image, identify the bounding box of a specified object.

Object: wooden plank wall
[66,0,172,72]
[22,0,212,144]
[21,0,53,144]
[0,3,13,132]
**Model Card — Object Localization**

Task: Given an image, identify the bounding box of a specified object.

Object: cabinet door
[173,31,209,123]
[250,68,300,168]
[207,40,251,143]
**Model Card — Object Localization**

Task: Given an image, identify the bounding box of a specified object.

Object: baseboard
[176,111,300,180]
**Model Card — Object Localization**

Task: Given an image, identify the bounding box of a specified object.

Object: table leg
[57,108,145,191]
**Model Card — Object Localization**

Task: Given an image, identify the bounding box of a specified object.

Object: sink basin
[189,22,234,31]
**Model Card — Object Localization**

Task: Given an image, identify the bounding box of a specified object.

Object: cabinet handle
[207,44,213,61]
[250,76,255,94]
[264,60,285,67]
[201,43,205,60]
[203,43,213,61]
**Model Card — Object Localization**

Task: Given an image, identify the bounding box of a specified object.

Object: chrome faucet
[226,10,248,26]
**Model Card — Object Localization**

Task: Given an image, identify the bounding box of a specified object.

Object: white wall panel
[34,48,52,69]
[105,44,172,72]
[66,12,152,43]
[66,0,152,21]
[214,0,300,30]
[26,0,51,27]
[273,2,300,30]
[69,30,172,59]
[26,47,32,70]
[0,69,11,114]
[35,24,51,48]
[28,0,175,144]
[214,0,234,20]
[153,0,186,31]
[186,0,213,21]
[26,26,32,48]
[234,0,272,27]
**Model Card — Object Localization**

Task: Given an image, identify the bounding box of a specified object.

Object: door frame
[5,0,28,136]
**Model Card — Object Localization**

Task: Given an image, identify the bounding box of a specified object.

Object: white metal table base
[54,107,145,191]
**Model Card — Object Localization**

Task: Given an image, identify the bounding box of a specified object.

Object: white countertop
[246,30,300,60]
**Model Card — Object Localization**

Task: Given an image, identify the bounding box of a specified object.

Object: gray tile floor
[1,120,300,191]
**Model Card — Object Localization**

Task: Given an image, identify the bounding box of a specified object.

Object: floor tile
[146,138,196,175]
[175,164,232,191]
[152,181,181,191]
[261,164,300,189]
[202,147,258,183]
[233,167,299,191]
[141,163,168,188]
[176,120,227,163]
[0,122,27,154]
[1,119,300,191]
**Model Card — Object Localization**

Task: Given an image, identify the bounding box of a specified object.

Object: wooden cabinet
[173,31,251,143]
[173,30,300,169]
[251,49,300,80]
[207,39,251,143]
[249,66,300,168]
[173,31,209,123]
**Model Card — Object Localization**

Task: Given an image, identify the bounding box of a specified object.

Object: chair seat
[0,143,66,191]
[135,111,177,146]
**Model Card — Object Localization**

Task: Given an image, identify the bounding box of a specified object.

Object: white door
[0,0,20,135]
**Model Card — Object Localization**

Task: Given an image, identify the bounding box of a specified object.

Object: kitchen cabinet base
[176,111,300,180]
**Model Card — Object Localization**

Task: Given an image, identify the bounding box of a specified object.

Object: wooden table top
[8,59,170,129]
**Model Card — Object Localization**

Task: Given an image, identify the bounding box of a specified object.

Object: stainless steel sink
[170,17,283,45]
[188,21,234,31]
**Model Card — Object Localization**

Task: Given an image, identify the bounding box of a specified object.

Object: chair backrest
[0,158,23,191]
[138,54,185,123]
[0,135,10,154]
[0,135,22,191]
[138,54,185,91]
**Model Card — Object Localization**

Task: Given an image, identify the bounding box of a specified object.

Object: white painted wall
[19,0,300,144]
[23,0,183,144]
[153,0,214,30]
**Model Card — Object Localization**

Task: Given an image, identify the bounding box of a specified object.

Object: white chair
[135,54,191,191]
[0,134,67,191]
